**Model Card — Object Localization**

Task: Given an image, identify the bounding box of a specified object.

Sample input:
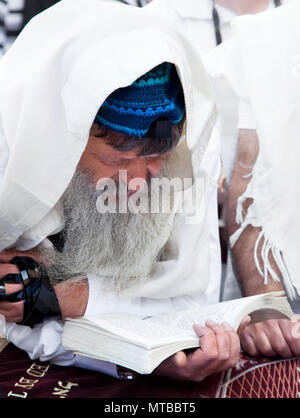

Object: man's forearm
[226,129,284,297]
[229,225,284,296]
[54,279,89,319]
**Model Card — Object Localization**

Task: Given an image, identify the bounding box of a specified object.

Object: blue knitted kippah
[95,62,185,139]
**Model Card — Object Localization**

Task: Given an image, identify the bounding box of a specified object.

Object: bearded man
[0,0,247,381]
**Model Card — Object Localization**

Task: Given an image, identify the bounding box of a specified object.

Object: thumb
[172,351,187,368]
[291,313,300,323]
[237,315,251,335]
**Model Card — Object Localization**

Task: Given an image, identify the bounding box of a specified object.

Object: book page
[147,294,267,331]
[83,295,260,346]
[84,313,197,348]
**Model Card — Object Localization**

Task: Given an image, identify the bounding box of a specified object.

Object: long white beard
[47,169,174,292]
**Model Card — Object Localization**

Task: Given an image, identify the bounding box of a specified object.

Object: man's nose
[126,158,148,191]
[119,157,163,191]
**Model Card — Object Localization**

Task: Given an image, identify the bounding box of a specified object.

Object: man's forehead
[88,128,143,159]
[88,123,169,159]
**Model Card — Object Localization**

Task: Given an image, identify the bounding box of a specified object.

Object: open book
[62,291,292,374]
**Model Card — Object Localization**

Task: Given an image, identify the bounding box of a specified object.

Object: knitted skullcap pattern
[95,62,185,138]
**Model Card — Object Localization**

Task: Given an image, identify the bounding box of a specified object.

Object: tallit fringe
[229,222,247,248]
[229,192,248,247]
[254,230,281,285]
[236,195,247,225]
[230,199,298,300]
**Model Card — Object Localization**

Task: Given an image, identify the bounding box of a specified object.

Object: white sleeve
[85,274,218,318]
[238,99,256,130]
[86,275,176,316]
[5,319,120,378]
[5,319,75,365]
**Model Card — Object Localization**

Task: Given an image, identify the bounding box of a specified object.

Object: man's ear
[89,123,103,137]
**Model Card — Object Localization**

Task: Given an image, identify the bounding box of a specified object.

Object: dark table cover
[0,344,299,399]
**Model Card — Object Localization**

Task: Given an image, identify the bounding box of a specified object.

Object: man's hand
[0,261,24,322]
[154,319,242,382]
[238,316,300,358]
[0,249,89,322]
[0,248,49,323]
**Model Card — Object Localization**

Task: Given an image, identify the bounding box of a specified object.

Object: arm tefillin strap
[0,256,61,328]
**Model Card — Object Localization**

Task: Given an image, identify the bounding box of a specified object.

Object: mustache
[45,167,174,291]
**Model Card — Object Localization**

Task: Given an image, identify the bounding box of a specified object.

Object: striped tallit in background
[0,0,150,57]
[0,0,24,56]
[0,0,8,55]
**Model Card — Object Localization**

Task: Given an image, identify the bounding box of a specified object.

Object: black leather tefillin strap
[147,118,172,140]
[0,256,61,328]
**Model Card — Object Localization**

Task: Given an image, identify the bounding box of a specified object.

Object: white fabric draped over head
[0,0,220,300]
[0,0,216,251]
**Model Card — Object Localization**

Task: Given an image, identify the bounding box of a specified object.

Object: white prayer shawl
[0,0,218,299]
[224,2,300,300]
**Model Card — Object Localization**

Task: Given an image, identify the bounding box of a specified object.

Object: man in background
[147,0,285,183]
[0,0,61,56]
[148,0,300,359]
[0,0,239,381]
[0,0,152,57]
